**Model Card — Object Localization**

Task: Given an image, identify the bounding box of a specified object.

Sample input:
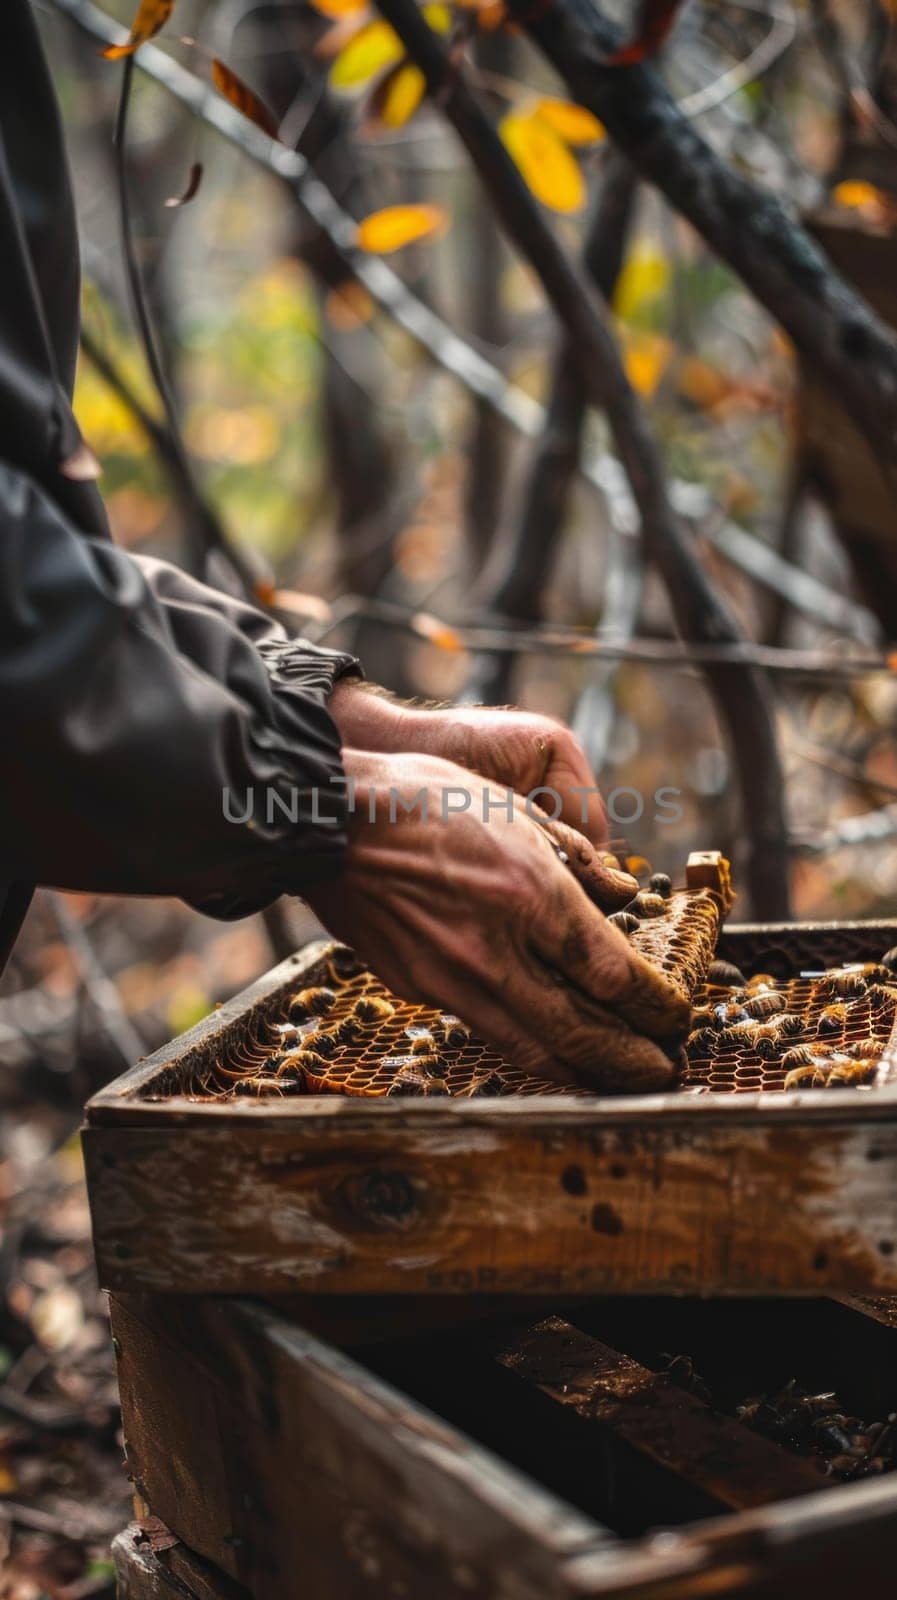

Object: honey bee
[707,960,747,989]
[744,974,778,994]
[742,991,785,1020]
[289,986,336,1021]
[440,1015,472,1047]
[389,1065,450,1096]
[846,1037,883,1060]
[634,892,667,918]
[866,984,897,1011]
[407,1052,445,1076]
[466,1071,506,1097]
[753,1024,784,1060]
[686,1025,718,1056]
[784,1059,830,1091]
[781,1044,815,1074]
[353,994,396,1023]
[608,911,640,936]
[821,969,867,999]
[648,872,673,898]
[827,1057,878,1088]
[325,945,363,983]
[775,1012,804,1037]
[716,1021,758,1049]
[712,1002,750,1030]
[409,1034,437,1056]
[281,1048,328,1077]
[861,964,894,983]
[309,1030,339,1059]
[333,1014,363,1044]
[817,1003,849,1037]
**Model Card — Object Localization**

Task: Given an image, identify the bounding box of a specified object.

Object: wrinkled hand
[328,681,610,848]
[307,750,686,1091]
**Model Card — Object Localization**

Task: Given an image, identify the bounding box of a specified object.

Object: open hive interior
[150,849,897,1102]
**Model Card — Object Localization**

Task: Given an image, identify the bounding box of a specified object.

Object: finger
[540,735,608,848]
[429,958,675,1092]
[536,814,639,910]
[530,872,690,1042]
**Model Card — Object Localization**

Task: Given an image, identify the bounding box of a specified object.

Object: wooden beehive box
[83,918,897,1299]
[108,1287,897,1599]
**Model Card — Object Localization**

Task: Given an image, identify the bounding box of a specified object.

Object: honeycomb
[681,962,897,1094]
[197,854,733,1101]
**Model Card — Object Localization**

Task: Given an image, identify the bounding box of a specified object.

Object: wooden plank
[110,1294,897,1600]
[496,1317,827,1511]
[110,1292,654,1600]
[84,1115,897,1296]
[112,1523,247,1599]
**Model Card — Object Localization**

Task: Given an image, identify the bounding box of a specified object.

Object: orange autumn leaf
[102,0,174,59]
[211,59,280,139]
[832,179,889,210]
[500,109,585,214]
[325,280,375,329]
[534,98,605,147]
[356,203,449,254]
[622,330,673,398]
[455,0,508,23]
[412,612,465,652]
[308,0,369,14]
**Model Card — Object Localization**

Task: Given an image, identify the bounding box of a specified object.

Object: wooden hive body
[83,919,897,1299]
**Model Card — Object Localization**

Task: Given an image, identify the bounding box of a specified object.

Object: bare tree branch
[469,150,639,706]
[52,0,876,646]
[110,55,264,598]
[507,0,897,481]
[373,0,790,915]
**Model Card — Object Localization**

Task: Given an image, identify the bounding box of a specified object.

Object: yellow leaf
[622,330,672,398]
[499,110,585,214]
[534,98,605,147]
[356,203,449,254]
[422,2,452,30]
[102,0,174,58]
[212,60,280,139]
[373,61,427,129]
[613,246,670,321]
[308,0,369,14]
[330,20,404,88]
[325,279,376,328]
[832,179,888,210]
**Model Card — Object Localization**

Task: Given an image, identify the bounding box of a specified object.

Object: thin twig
[374,0,789,914]
[509,0,897,481]
[111,52,263,596]
[50,0,877,646]
[468,150,640,708]
[300,572,887,678]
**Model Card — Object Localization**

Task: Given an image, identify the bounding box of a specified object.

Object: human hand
[329,680,611,848]
[307,749,687,1090]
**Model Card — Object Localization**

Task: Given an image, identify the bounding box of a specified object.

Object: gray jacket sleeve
[0,459,359,919]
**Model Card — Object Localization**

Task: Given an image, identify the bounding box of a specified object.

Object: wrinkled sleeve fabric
[0,459,359,918]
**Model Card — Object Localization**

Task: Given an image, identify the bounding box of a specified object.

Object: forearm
[0,463,358,914]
